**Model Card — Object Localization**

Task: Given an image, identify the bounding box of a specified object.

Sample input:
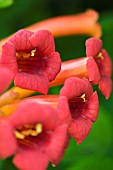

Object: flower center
[16,49,39,73]
[16,49,36,59]
[69,94,87,119]
[14,123,43,140]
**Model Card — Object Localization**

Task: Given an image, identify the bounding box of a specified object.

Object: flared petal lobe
[13,149,49,170]
[0,120,17,158]
[85,37,102,57]
[0,66,14,93]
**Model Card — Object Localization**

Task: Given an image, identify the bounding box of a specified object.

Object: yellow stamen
[23,53,31,58]
[80,94,86,102]
[97,52,103,59]
[31,48,36,57]
[21,129,32,136]
[30,130,39,136]
[16,52,22,58]
[16,52,31,59]
[14,131,25,139]
[15,123,43,140]
[36,123,43,134]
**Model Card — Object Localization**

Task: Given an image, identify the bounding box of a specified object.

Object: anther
[15,131,25,139]
[97,52,104,59]
[31,49,36,57]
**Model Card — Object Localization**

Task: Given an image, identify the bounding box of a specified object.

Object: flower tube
[0,9,102,50]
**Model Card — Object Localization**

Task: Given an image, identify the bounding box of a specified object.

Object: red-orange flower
[60,77,99,144]
[86,38,112,99]
[0,100,69,170]
[0,29,61,94]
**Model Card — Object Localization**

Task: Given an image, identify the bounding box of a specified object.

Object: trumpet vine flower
[86,38,112,99]
[60,77,99,144]
[0,29,61,94]
[0,100,70,170]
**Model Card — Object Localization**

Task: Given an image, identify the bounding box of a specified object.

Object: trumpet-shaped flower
[0,100,70,170]
[60,77,99,144]
[86,38,112,99]
[0,29,61,94]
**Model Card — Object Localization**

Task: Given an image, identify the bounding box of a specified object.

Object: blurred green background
[0,0,113,170]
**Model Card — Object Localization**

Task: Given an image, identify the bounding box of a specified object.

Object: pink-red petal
[13,149,48,170]
[9,100,59,130]
[97,49,112,78]
[69,117,92,144]
[30,30,55,57]
[99,77,112,100]
[57,96,71,125]
[40,52,61,81]
[0,42,18,73]
[83,92,99,122]
[85,37,102,57]
[60,77,93,100]
[86,57,100,84]
[0,66,14,93]
[9,29,33,51]
[47,124,70,165]
[0,120,17,158]
[14,72,49,94]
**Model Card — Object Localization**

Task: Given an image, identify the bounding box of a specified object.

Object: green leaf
[0,0,14,8]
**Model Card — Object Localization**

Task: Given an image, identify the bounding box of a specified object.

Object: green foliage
[0,0,13,8]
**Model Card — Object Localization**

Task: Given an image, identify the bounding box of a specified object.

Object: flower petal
[14,72,49,94]
[85,37,102,57]
[29,30,55,57]
[47,124,70,165]
[40,52,61,81]
[9,29,33,51]
[0,41,17,73]
[69,117,92,144]
[83,92,99,122]
[13,149,48,170]
[60,77,93,100]
[86,57,100,84]
[0,119,17,158]
[99,77,112,100]
[57,96,71,125]
[97,49,112,78]
[9,100,59,130]
[0,67,14,93]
